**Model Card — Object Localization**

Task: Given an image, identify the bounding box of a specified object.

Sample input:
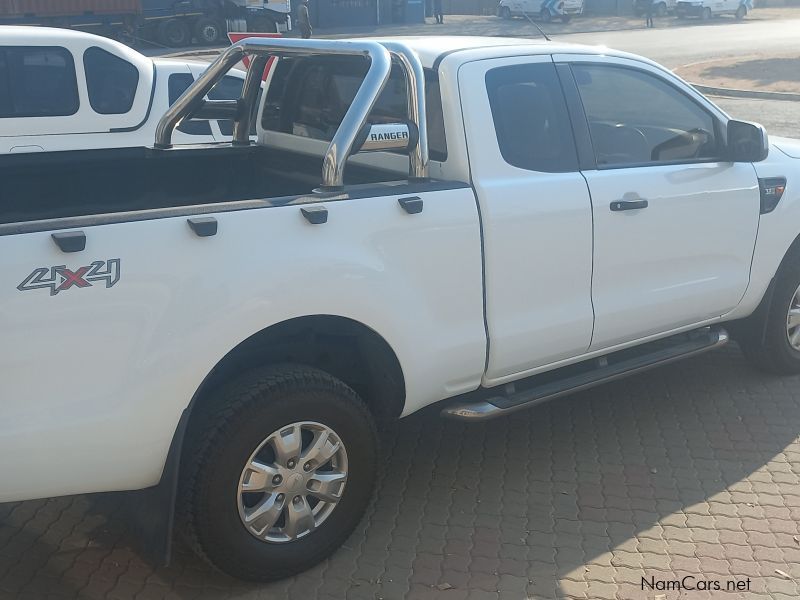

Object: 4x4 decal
[18,259,121,296]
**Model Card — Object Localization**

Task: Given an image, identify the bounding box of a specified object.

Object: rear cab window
[485,62,578,173]
[262,56,448,162]
[83,47,139,115]
[0,46,79,118]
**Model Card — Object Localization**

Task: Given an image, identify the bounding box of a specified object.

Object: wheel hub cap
[237,421,348,543]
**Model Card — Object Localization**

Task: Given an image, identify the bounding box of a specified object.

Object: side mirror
[727,119,769,163]
[354,122,418,154]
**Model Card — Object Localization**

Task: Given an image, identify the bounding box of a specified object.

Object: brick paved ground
[2,344,800,599]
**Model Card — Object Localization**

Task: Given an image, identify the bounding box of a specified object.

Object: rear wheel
[540,7,553,21]
[181,365,379,581]
[655,1,668,15]
[560,13,572,22]
[158,18,191,47]
[499,6,512,18]
[735,4,746,18]
[194,17,226,44]
[739,249,800,374]
[701,6,712,18]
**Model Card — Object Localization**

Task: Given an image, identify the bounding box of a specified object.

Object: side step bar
[441,326,729,421]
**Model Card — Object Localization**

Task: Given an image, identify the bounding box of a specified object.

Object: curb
[691,83,800,102]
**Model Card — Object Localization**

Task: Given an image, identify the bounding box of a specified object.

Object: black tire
[702,6,712,18]
[158,18,191,47]
[180,364,379,581]
[655,1,668,15]
[540,7,553,21]
[739,249,800,374]
[499,6,512,18]
[194,17,225,44]
[560,13,572,22]
[735,4,746,18]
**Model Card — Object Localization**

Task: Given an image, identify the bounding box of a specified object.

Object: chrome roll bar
[154,38,429,188]
[381,42,428,182]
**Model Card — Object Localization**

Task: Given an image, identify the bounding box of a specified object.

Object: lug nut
[272,474,282,485]
[303,462,312,472]
[293,495,302,504]
[276,494,284,502]
[287,459,296,469]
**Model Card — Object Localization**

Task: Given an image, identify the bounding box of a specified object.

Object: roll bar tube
[154,38,429,188]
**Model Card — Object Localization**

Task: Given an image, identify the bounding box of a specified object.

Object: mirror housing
[727,119,769,163]
[354,122,418,154]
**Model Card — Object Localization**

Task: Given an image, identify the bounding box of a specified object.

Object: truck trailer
[0,0,291,47]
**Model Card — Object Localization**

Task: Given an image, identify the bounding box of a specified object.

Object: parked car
[676,0,750,19]
[633,0,677,16]
[2,33,799,584]
[0,27,250,154]
[498,0,584,22]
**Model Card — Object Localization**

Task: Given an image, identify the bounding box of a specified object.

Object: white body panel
[0,189,486,502]
[585,162,759,348]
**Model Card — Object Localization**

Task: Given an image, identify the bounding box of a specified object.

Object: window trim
[565,61,726,171]
[0,46,80,119]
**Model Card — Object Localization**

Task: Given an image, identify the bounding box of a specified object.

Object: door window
[485,63,578,173]
[168,73,212,135]
[0,46,79,118]
[83,47,139,115]
[572,64,720,168]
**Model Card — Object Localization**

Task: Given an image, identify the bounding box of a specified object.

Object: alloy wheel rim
[237,421,348,543]
[787,283,800,350]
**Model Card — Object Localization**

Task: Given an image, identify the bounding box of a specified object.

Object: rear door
[556,55,759,350]
[459,56,595,383]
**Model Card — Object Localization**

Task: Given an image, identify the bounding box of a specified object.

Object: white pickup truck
[0,27,249,154]
[2,34,799,581]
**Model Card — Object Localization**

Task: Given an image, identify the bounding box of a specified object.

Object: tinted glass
[485,63,578,173]
[208,74,252,137]
[168,73,212,136]
[573,64,719,167]
[0,46,79,118]
[83,47,139,115]
[262,57,448,161]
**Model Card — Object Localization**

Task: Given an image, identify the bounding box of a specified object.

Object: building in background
[307,0,424,27]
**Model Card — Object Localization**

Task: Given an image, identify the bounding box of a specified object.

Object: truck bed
[0,145,397,229]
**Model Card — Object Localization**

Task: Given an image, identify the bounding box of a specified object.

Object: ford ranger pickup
[1,34,799,581]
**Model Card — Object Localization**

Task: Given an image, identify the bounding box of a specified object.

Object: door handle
[610,199,649,212]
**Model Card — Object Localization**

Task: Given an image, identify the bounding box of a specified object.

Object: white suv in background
[0,26,249,154]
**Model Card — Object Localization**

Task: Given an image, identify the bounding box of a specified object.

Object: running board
[441,326,729,421]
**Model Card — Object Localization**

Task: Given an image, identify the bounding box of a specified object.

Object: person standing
[297,0,313,38]
[644,0,654,28]
[433,0,444,24]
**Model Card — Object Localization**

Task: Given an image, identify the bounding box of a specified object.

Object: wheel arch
[187,314,407,425]
[141,315,405,567]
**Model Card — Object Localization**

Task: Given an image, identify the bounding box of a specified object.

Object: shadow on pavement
[1,344,799,598]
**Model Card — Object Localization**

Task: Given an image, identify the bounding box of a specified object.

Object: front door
[557,55,760,350]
